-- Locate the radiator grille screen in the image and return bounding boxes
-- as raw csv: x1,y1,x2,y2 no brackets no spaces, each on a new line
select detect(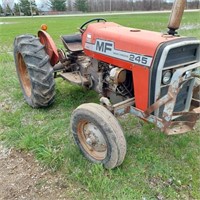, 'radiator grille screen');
159,79,193,117
164,44,198,68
